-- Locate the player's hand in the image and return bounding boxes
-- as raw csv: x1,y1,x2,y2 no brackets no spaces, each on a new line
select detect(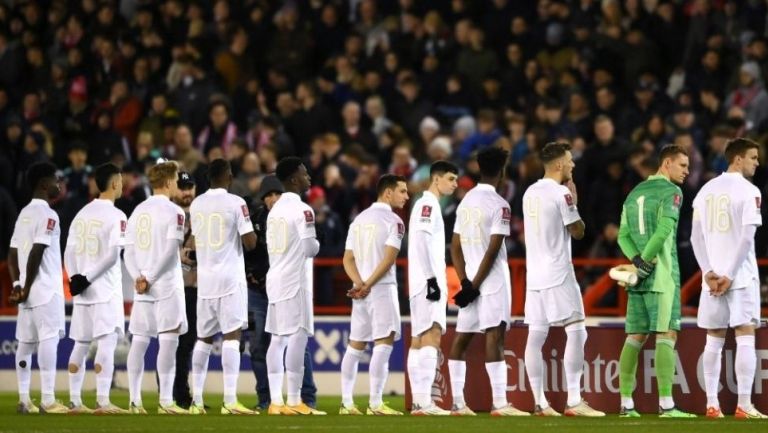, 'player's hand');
715,275,733,296
135,276,149,294
631,255,655,279
8,283,26,305
704,271,720,294
69,274,91,297
181,248,196,265
425,277,440,301
453,279,480,308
